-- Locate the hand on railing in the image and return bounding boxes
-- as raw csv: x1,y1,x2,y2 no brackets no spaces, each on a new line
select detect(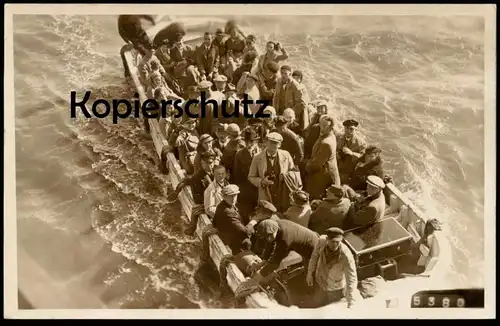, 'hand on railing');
383,175,393,184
